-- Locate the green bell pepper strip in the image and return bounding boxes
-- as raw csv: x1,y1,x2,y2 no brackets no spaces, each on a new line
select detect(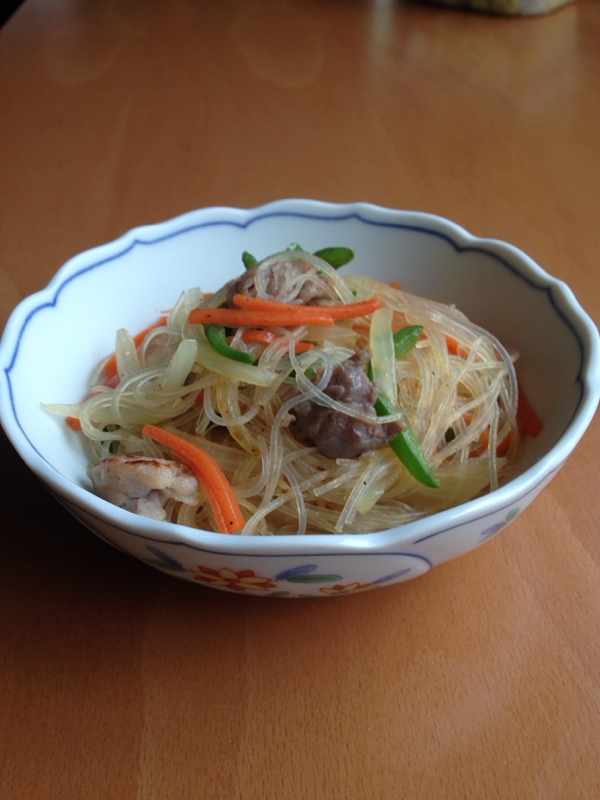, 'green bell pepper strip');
393,325,423,358
367,361,439,489
374,394,440,489
287,243,355,269
313,247,355,269
205,324,256,365
242,251,258,270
